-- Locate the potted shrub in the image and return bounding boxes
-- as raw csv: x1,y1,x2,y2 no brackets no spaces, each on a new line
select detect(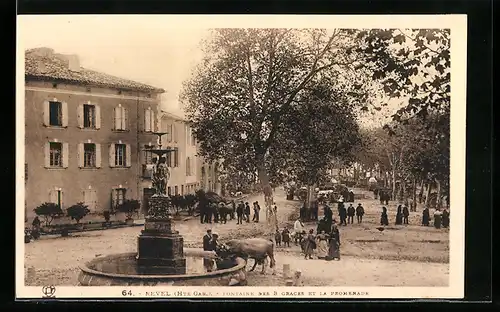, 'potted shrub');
116,199,140,225
66,202,90,230
33,202,64,231
103,210,111,227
